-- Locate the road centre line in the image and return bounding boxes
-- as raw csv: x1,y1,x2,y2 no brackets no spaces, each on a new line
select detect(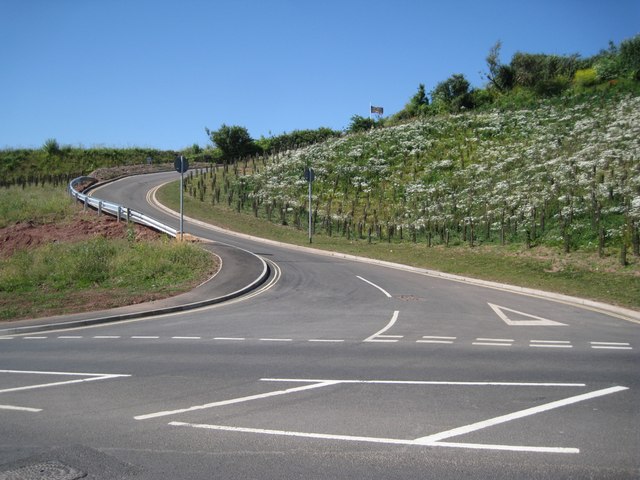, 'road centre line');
356,276,392,298
308,339,345,343
135,380,339,421
171,336,201,340
93,335,120,339
130,336,160,339
214,337,246,341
